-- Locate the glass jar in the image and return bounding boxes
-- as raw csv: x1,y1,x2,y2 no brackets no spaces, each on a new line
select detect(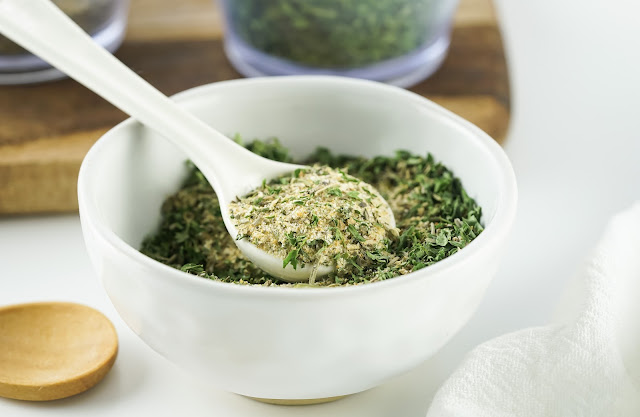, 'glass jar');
0,0,130,85
218,0,459,87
